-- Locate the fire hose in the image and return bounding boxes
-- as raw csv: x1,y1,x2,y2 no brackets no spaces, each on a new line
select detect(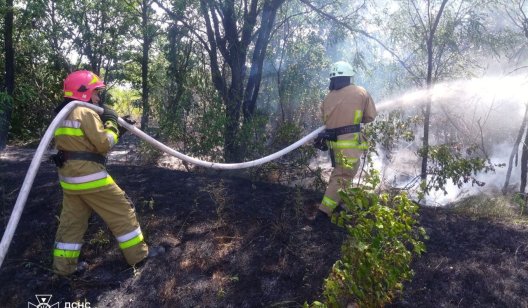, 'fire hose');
0,101,325,268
